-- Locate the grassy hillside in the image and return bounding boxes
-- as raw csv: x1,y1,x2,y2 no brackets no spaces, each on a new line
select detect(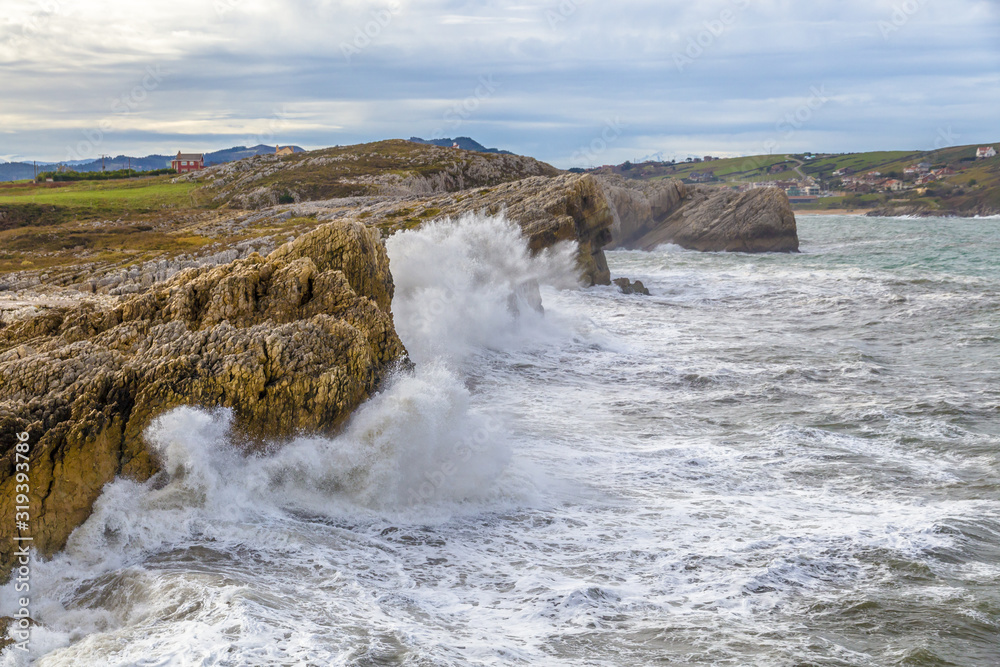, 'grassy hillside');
0,139,561,276
600,143,1000,214
0,179,199,214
